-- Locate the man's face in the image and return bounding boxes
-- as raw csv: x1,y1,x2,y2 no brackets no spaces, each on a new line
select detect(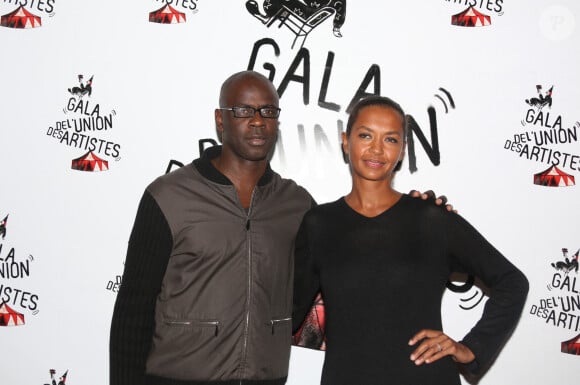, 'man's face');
215,75,279,163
